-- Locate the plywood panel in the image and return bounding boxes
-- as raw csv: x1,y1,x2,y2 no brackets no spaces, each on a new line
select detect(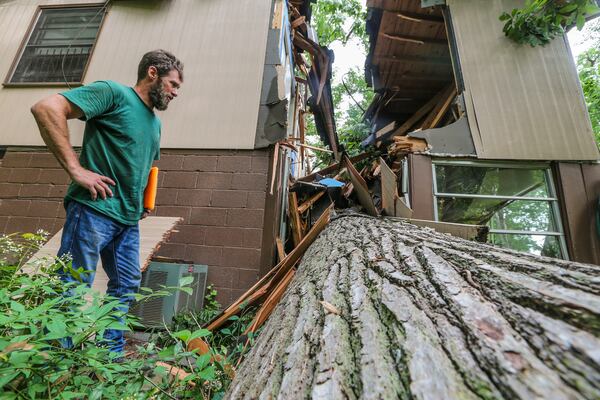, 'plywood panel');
447,0,599,161
0,0,272,149
26,216,181,294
